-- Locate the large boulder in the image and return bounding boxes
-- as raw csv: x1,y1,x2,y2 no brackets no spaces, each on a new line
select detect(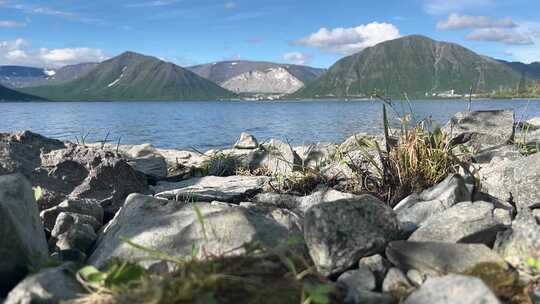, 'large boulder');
297,187,356,213
479,152,540,209
154,175,269,203
4,263,85,304
0,174,49,295
386,241,518,297
403,274,500,304
89,194,301,268
248,139,301,175
408,201,508,245
494,208,540,269
304,195,399,276
444,110,514,152
393,174,472,234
